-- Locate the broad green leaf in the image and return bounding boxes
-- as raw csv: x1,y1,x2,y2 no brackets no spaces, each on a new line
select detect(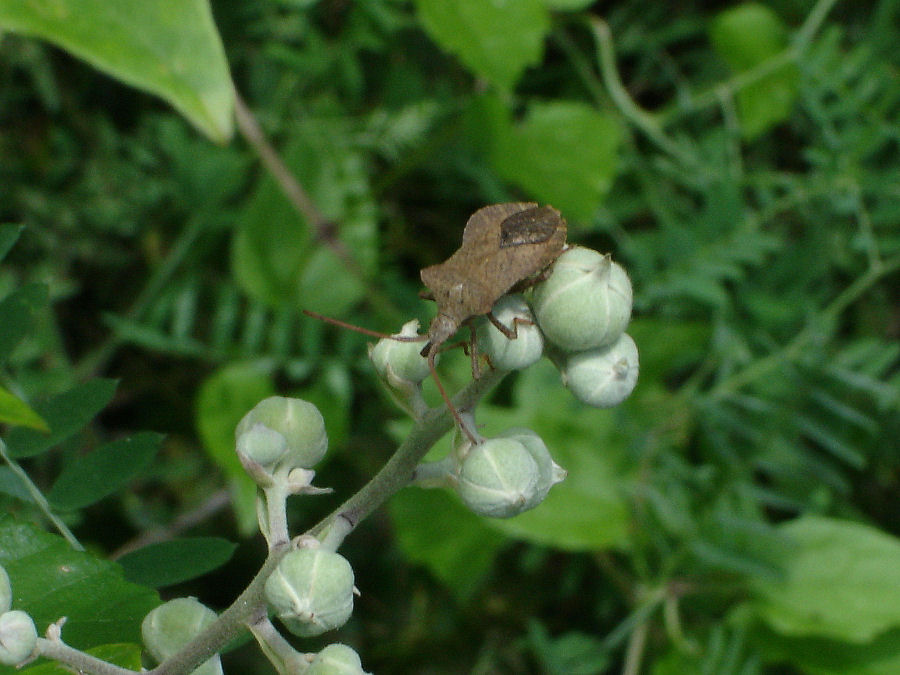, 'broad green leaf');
0,0,233,142
0,515,159,653
117,537,237,588
19,643,142,674
490,101,620,222
389,487,508,600
4,379,118,459
231,121,377,315
0,386,48,431
748,516,900,643
710,3,798,139
0,224,23,262
0,283,48,362
48,432,163,511
414,0,550,90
